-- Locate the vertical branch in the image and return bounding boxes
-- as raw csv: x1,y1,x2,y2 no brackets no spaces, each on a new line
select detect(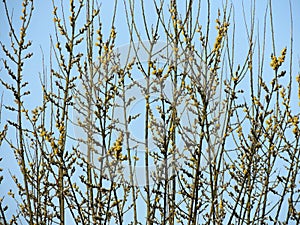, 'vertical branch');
51,0,87,223
1,0,35,224
85,0,95,222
